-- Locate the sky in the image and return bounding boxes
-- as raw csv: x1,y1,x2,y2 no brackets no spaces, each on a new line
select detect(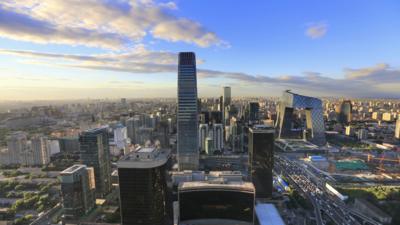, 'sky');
0,0,399,100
